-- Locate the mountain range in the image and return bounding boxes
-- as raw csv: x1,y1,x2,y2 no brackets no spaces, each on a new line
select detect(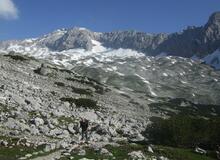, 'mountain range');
0,12,220,69
0,11,219,160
